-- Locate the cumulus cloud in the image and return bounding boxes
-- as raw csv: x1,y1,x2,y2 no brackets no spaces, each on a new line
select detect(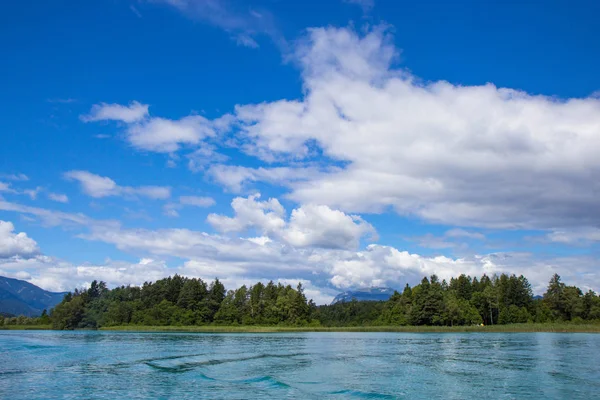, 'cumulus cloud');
0,220,39,258
127,115,216,153
207,193,376,250
82,222,600,295
207,193,286,234
65,170,171,200
283,204,376,249
222,26,600,232
8,26,600,298
1,201,599,299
